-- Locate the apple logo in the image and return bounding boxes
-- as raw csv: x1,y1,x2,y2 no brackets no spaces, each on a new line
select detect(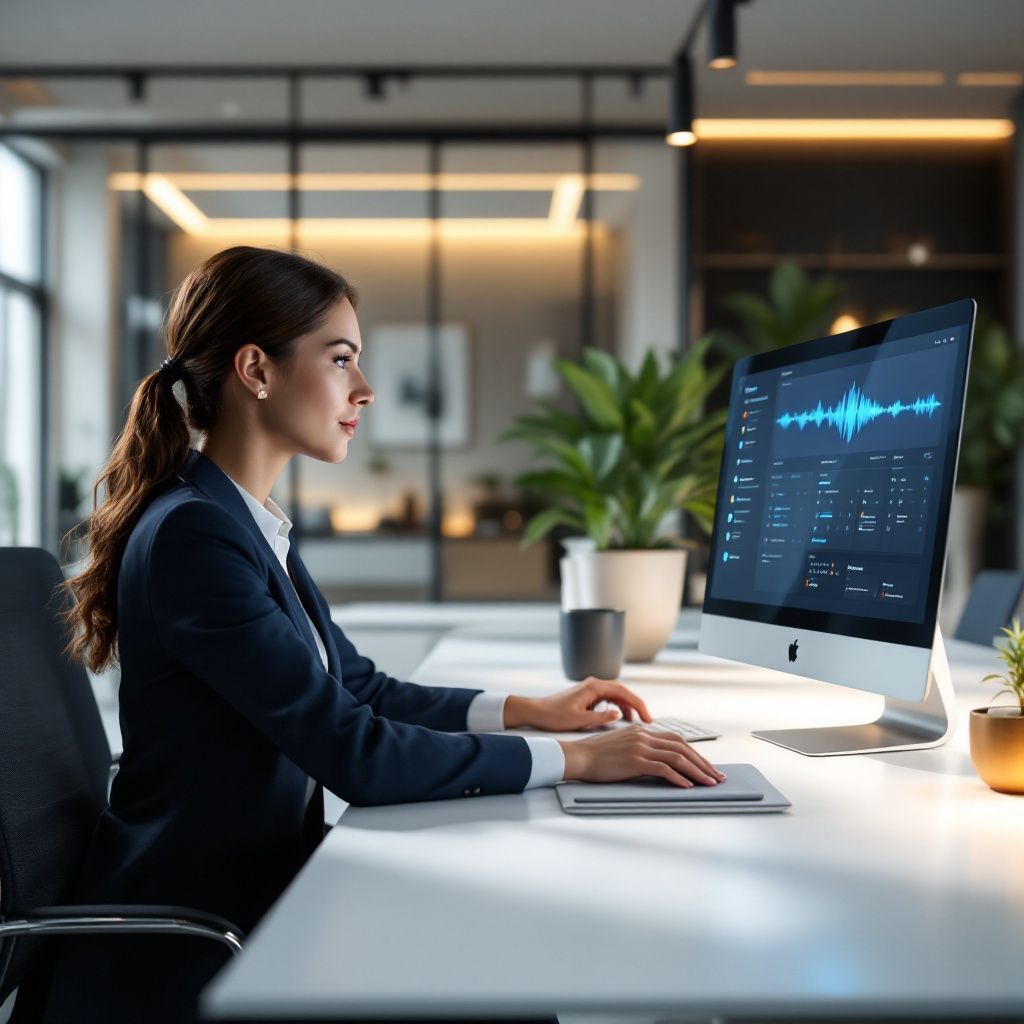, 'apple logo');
788,639,799,662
